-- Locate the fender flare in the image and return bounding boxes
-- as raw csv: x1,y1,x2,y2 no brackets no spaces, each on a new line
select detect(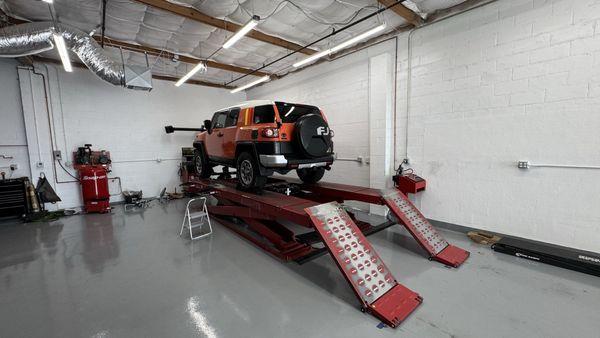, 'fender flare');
235,142,273,177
